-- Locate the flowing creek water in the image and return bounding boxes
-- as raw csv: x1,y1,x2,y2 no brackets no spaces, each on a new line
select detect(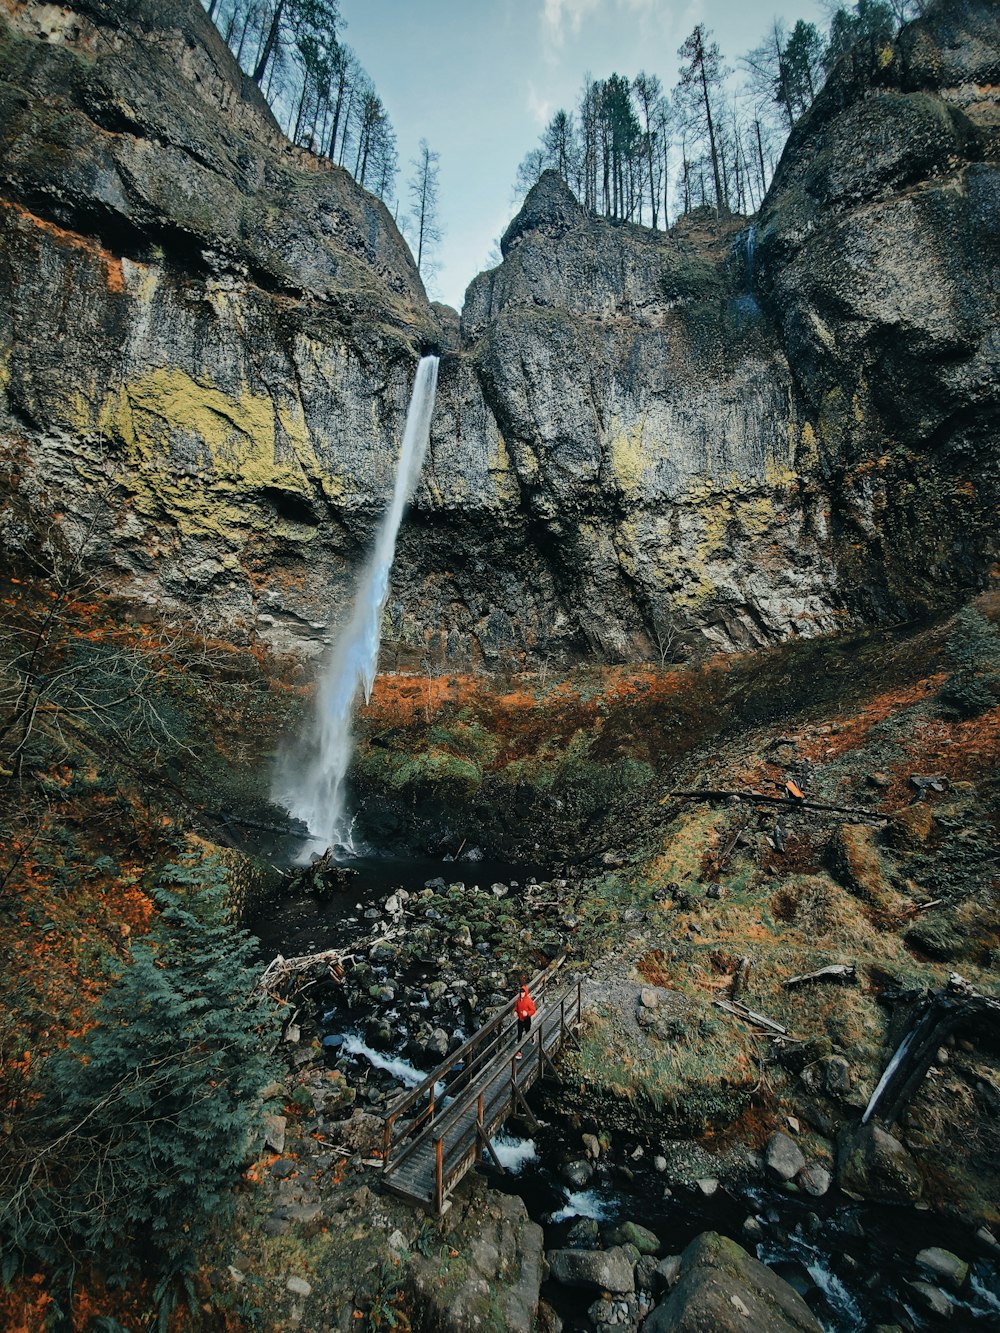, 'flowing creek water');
250,856,1000,1333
